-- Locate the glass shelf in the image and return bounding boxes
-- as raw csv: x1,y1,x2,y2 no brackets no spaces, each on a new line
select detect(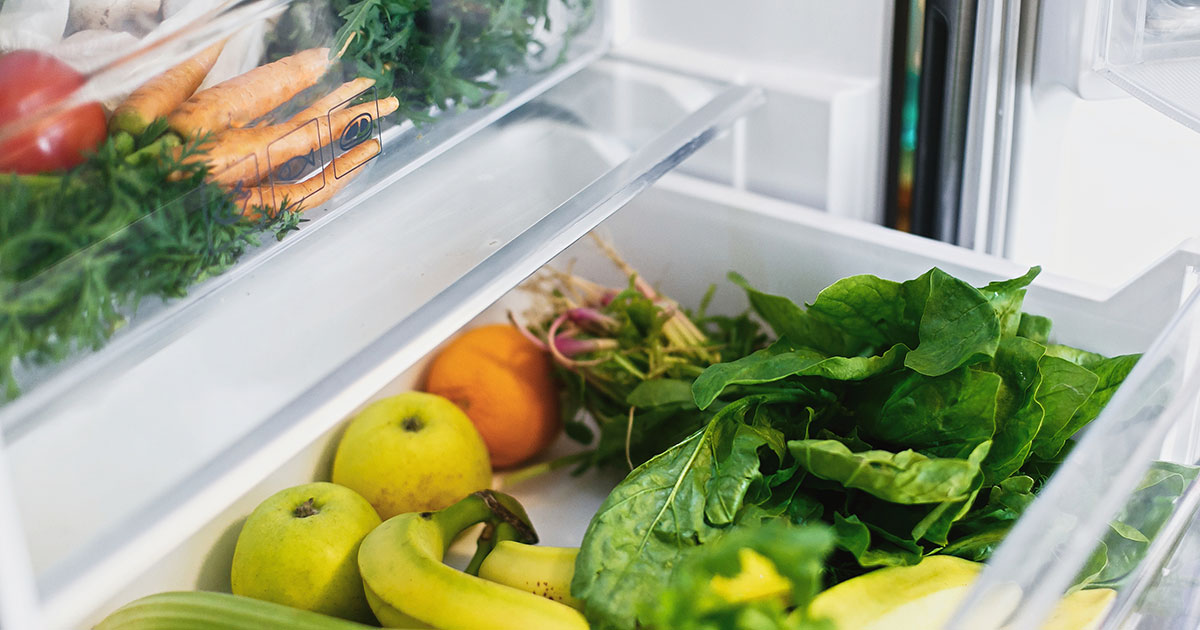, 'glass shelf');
0,57,762,624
